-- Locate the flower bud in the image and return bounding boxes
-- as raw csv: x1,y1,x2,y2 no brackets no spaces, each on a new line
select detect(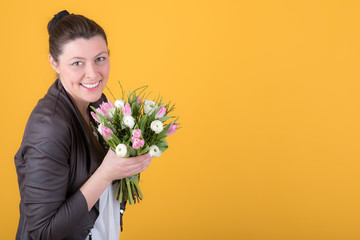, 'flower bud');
115,99,125,109
150,120,163,134
122,115,135,129
149,145,162,157
155,105,166,119
98,125,113,140
115,144,128,157
144,100,158,115
166,122,179,136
